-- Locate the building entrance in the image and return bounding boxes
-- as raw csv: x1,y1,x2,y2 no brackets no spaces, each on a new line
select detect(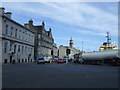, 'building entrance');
4,59,7,64
10,56,12,63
